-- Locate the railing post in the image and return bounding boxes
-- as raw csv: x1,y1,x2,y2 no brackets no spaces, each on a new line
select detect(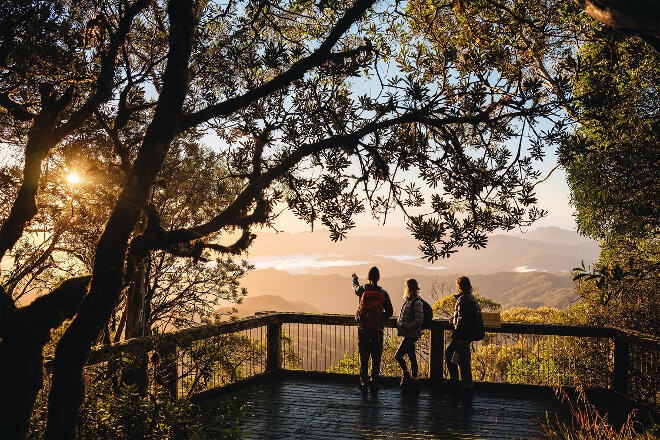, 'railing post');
266,322,282,371
159,338,179,398
429,323,444,385
613,333,630,395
